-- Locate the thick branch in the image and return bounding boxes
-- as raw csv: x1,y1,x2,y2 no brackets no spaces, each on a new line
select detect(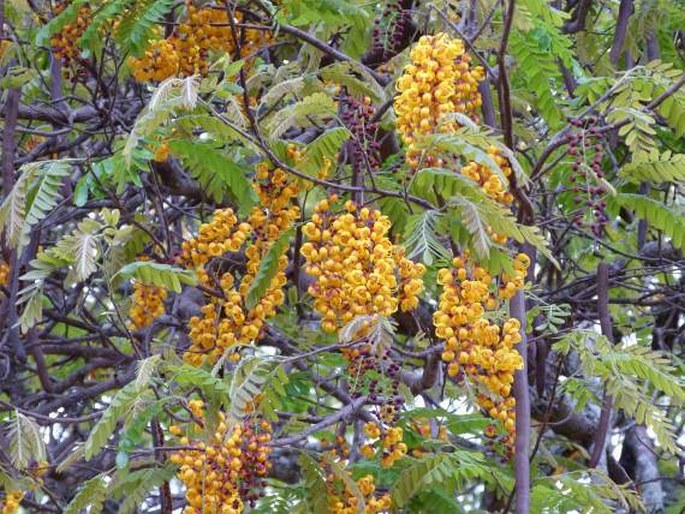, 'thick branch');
621,426,664,513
